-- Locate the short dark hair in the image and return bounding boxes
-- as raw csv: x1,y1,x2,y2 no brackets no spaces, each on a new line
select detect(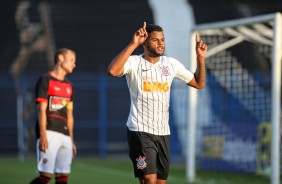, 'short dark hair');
54,48,75,64
146,24,163,34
